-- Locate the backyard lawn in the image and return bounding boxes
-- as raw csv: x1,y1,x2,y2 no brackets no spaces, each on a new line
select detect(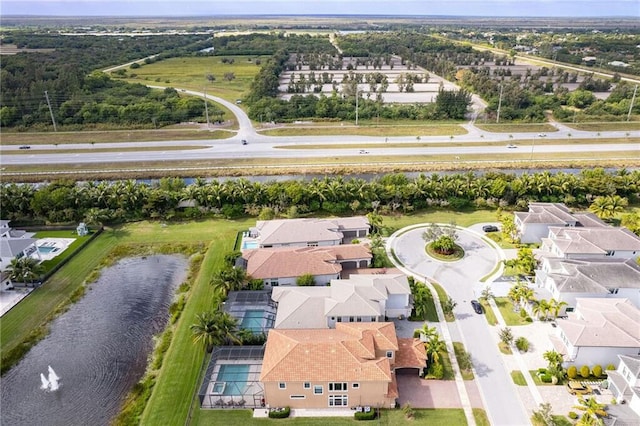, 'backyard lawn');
192,408,469,425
